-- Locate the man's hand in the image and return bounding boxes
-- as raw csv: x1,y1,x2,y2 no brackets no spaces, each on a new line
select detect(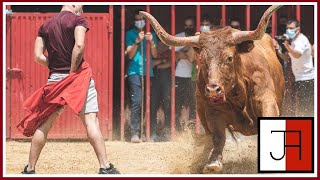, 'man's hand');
283,40,290,50
136,31,145,44
272,39,280,50
145,32,153,42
